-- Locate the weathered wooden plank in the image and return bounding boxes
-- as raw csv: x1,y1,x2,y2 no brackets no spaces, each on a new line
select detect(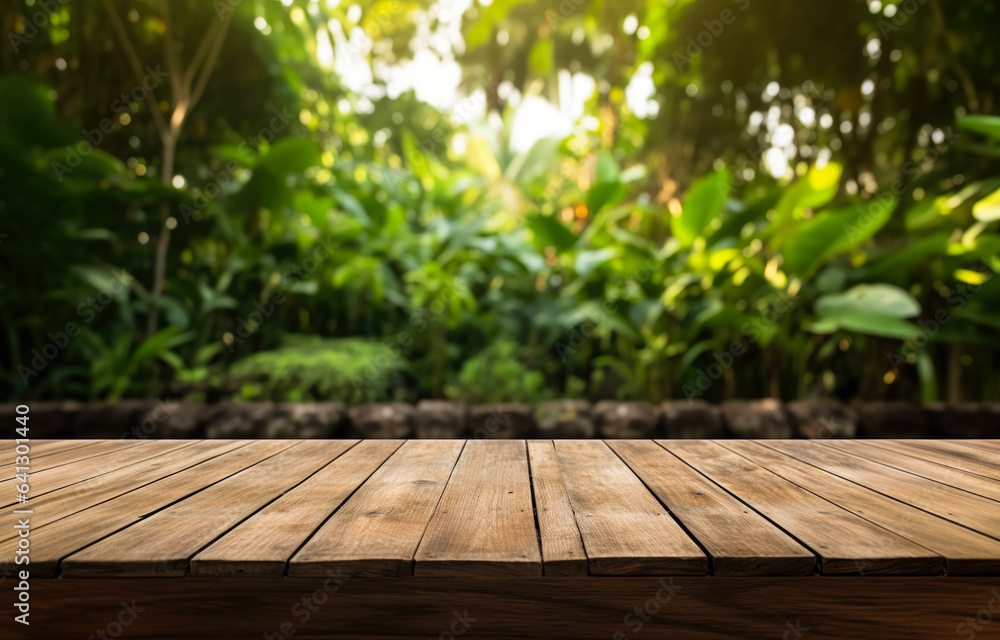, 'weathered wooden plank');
0,440,276,542
526,440,587,576
414,440,541,577
554,440,707,576
900,440,1000,470
864,440,1000,482
7,437,999,589
769,440,1000,538
725,440,1000,575
1,439,115,469
8,438,92,456
0,440,287,577
608,439,815,576
290,440,464,577
60,441,354,577
0,440,194,503
1,440,143,477
950,440,1000,453
192,440,399,576
659,440,941,575
824,440,1000,502
928,440,1000,466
